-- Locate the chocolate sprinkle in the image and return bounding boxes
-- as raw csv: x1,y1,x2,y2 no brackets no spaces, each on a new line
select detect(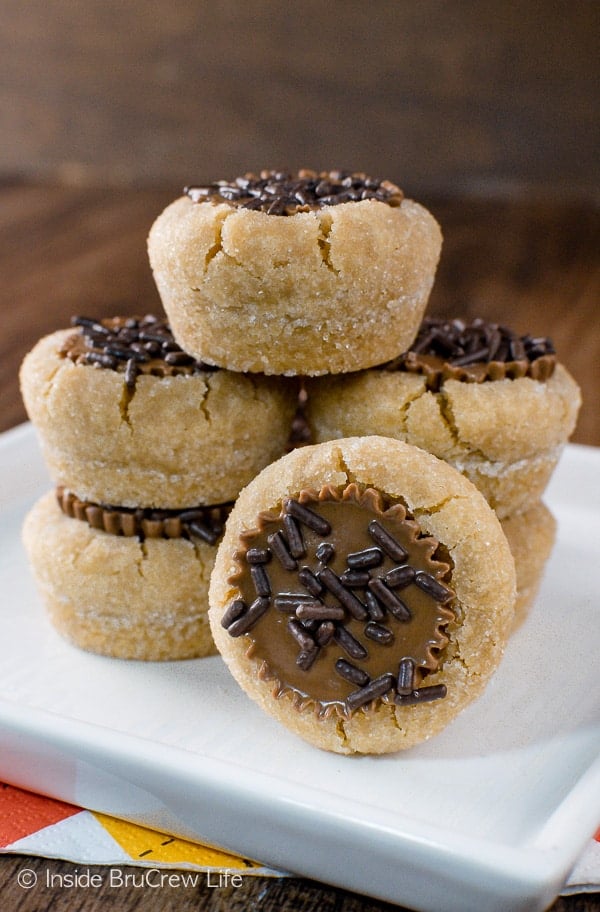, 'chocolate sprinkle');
397,658,416,695
295,602,345,622
185,170,403,216
368,521,409,562
395,684,448,706
385,564,416,589
365,589,386,621
284,498,332,536
315,542,335,563
339,569,371,588
335,659,370,687
364,622,394,645
316,622,335,646
227,597,270,637
367,578,411,621
267,531,297,570
318,567,369,620
124,358,138,390
298,566,324,596
287,618,317,652
188,520,221,545
221,599,246,630
250,564,271,598
346,673,396,714
347,547,384,570
246,548,271,565
274,593,314,612
297,648,319,671
414,572,453,602
283,514,305,559
334,625,369,660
